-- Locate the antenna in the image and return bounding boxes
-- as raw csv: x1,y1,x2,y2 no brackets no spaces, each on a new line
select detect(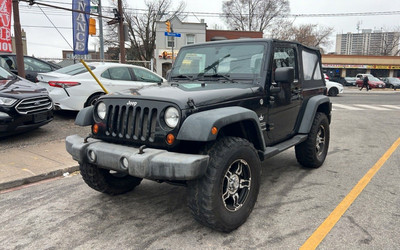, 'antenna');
356,20,362,33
